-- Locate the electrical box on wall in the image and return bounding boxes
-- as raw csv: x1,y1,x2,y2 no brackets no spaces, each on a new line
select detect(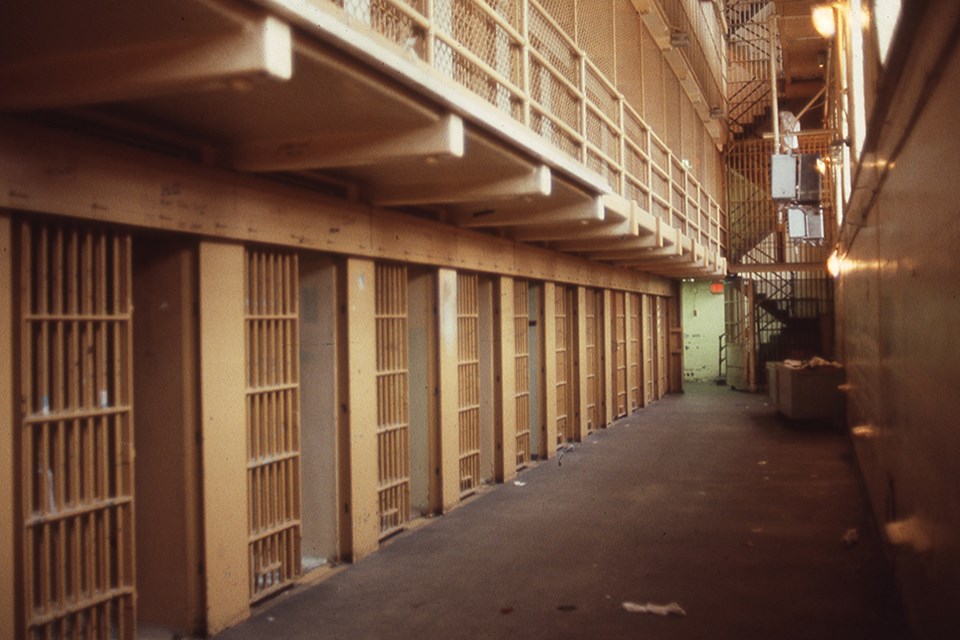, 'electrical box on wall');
786,205,825,241
771,154,796,200
797,154,821,203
